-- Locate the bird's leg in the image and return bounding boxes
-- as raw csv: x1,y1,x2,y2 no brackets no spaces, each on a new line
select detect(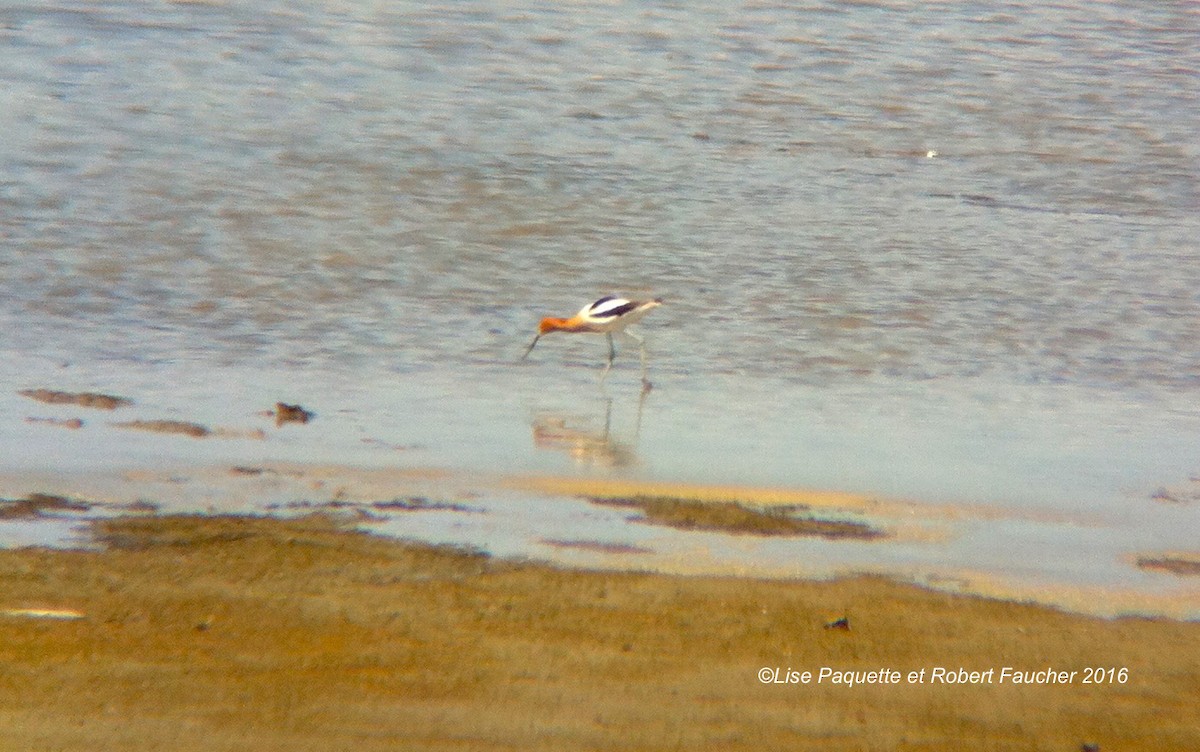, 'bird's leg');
600,332,616,383
624,330,652,391
521,334,541,361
